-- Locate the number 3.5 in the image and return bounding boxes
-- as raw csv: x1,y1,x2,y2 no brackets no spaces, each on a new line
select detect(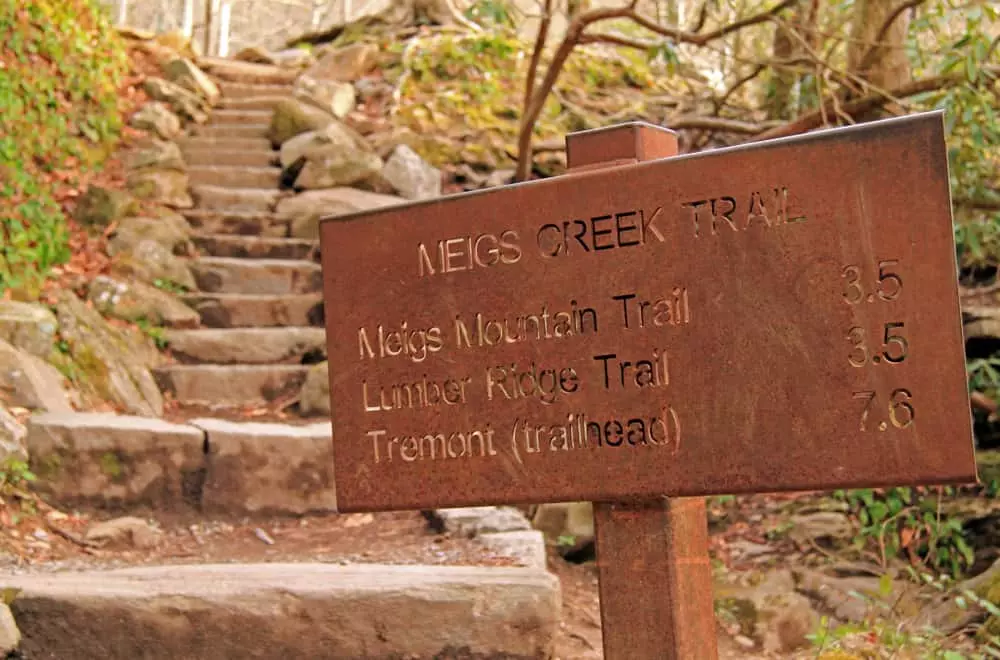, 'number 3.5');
843,260,903,304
